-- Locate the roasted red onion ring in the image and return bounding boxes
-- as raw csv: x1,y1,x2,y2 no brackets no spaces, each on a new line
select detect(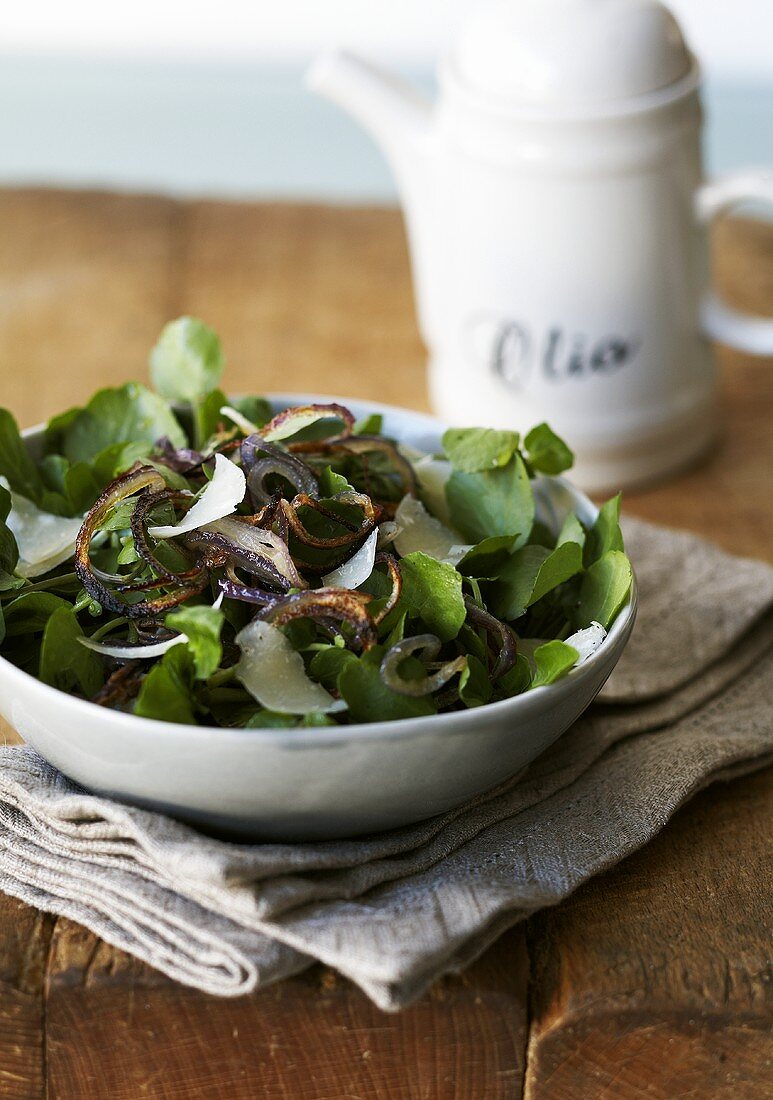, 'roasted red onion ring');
75,466,207,617
240,437,319,506
380,634,467,697
464,596,518,680
258,587,377,650
258,402,355,443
